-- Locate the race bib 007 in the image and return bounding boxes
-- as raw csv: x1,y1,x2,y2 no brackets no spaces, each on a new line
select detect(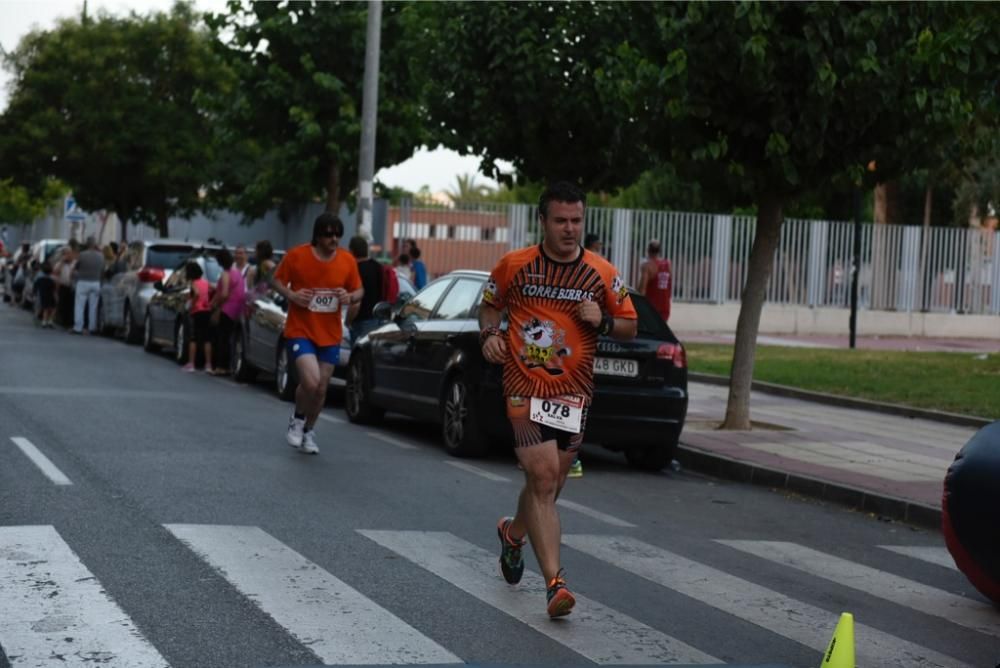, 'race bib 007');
308,289,340,313
529,394,585,434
